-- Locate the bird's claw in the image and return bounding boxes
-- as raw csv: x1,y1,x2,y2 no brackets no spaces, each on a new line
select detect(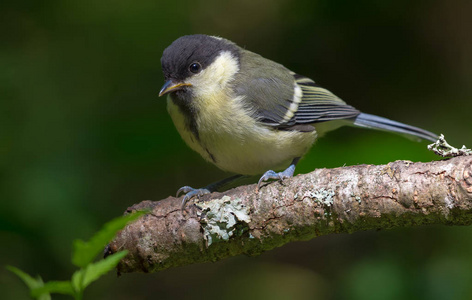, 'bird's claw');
176,186,211,208
256,170,291,192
